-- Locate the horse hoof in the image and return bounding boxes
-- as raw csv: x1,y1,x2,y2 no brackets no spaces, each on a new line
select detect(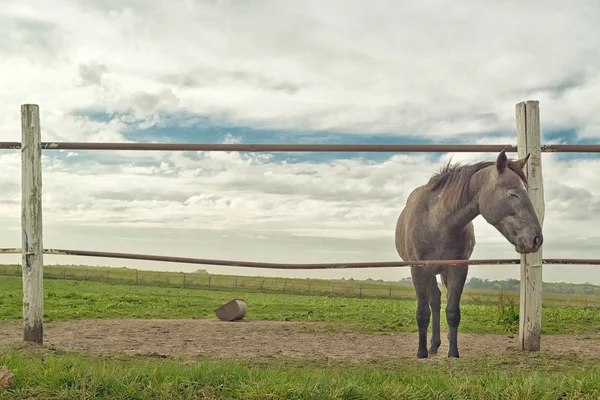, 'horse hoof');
417,350,428,359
